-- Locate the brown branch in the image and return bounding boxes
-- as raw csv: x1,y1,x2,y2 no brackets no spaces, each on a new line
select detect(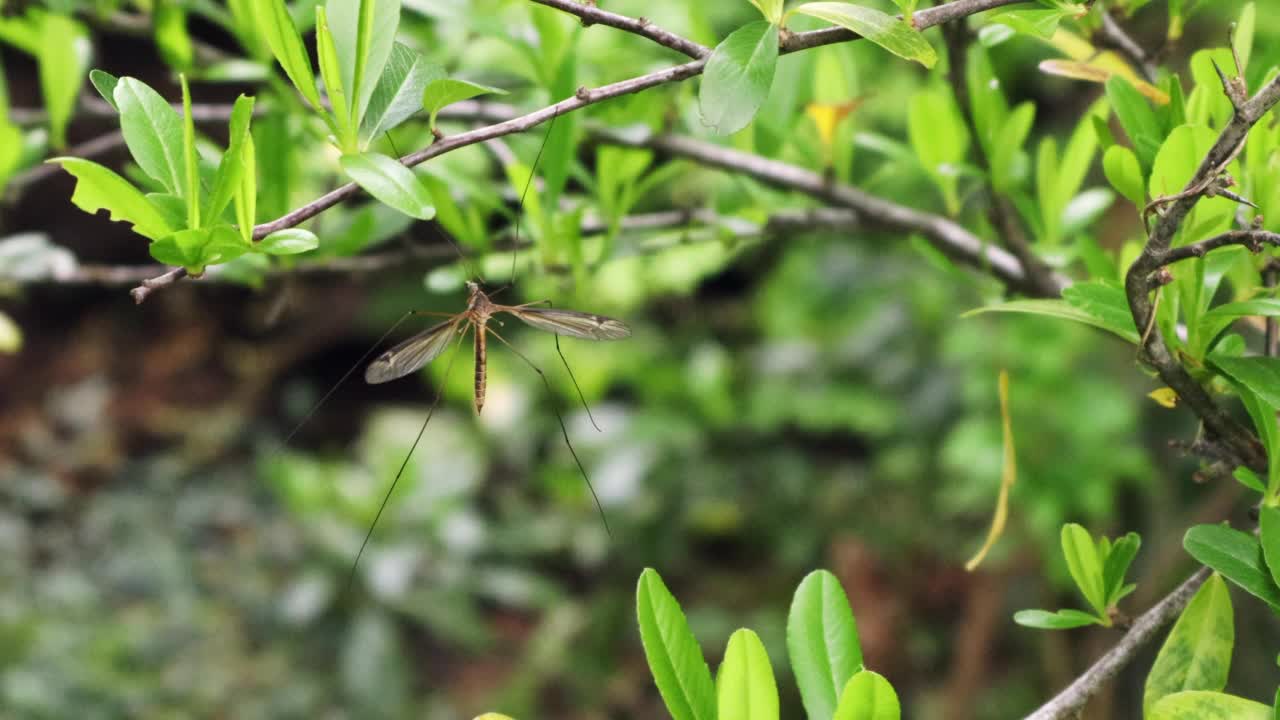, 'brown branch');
126,0,1028,299
1096,10,1158,82
1155,228,1280,266
1023,568,1211,720
530,0,710,59
1125,71,1280,473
